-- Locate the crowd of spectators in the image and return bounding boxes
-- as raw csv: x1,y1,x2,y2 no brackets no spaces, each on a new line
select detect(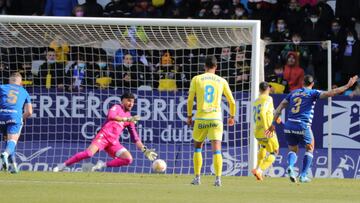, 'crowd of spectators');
0,46,251,92
0,0,360,95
